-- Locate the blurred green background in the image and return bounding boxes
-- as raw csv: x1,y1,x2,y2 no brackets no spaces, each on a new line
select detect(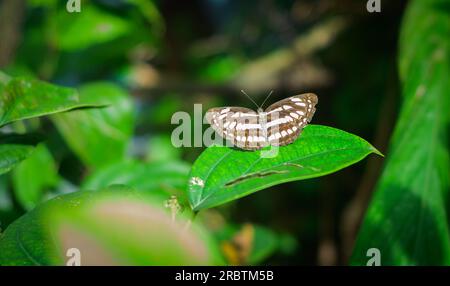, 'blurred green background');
2,0,447,266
